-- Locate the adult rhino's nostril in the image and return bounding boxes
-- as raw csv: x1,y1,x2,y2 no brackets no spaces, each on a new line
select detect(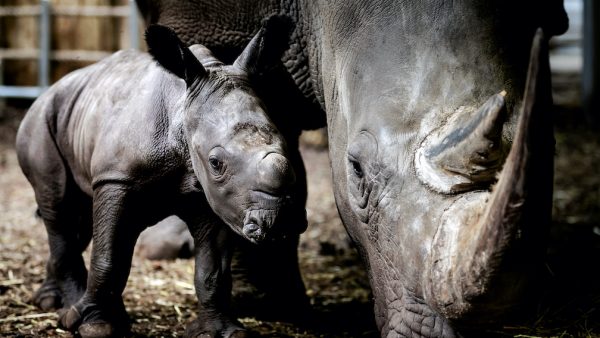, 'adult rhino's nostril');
257,153,296,193
243,223,264,241
243,222,259,233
